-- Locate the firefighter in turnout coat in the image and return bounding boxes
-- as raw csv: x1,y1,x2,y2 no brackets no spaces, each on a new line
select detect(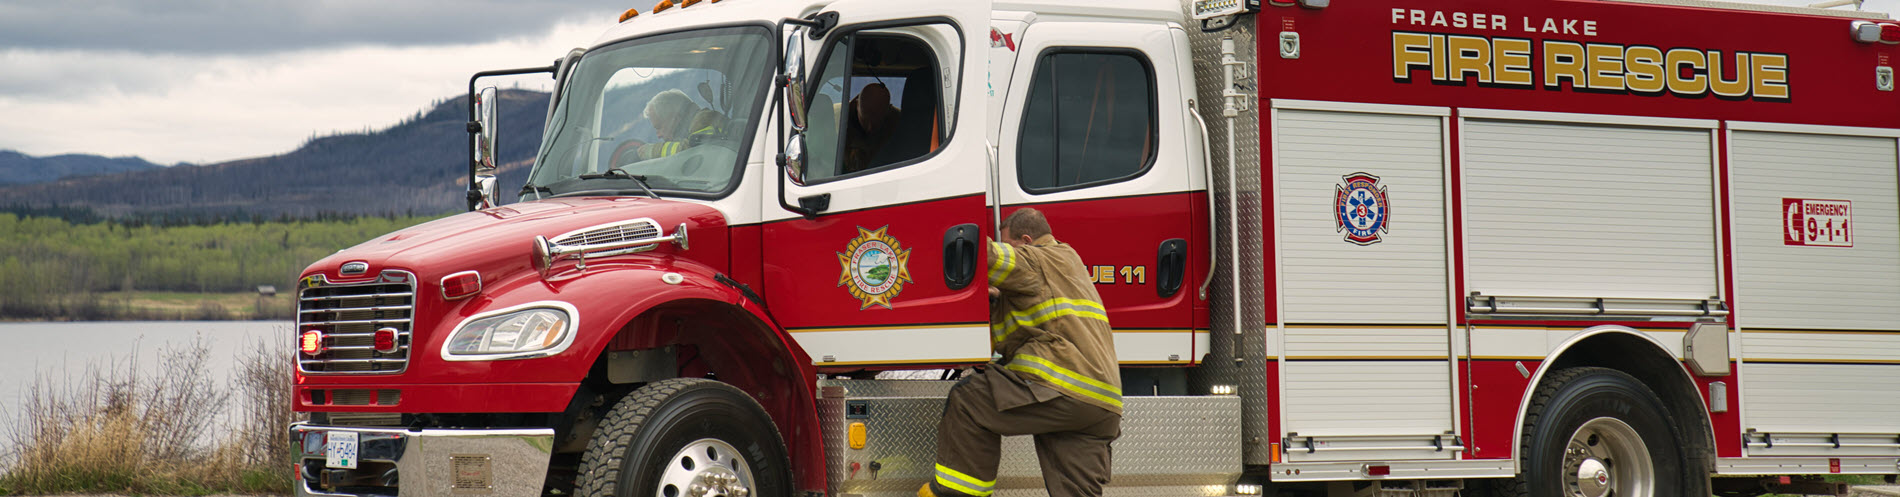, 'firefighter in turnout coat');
922,208,1122,497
